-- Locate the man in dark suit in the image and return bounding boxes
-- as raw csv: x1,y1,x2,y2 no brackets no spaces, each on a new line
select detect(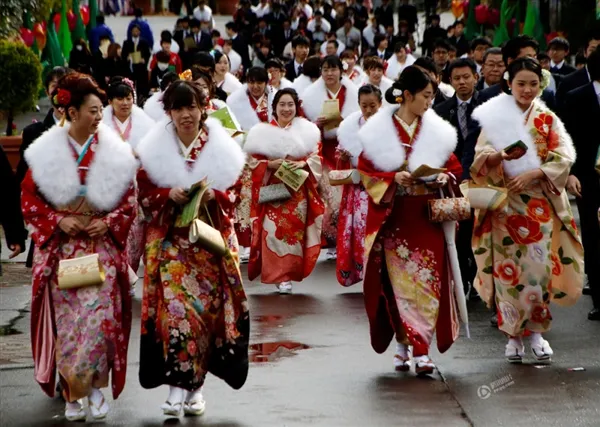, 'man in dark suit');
173,17,192,49
365,34,392,60
122,24,152,103
285,35,310,81
448,20,470,58
563,48,600,320
435,58,482,295
432,39,452,84
414,56,449,106
475,47,505,91
547,37,577,76
421,14,446,57
397,0,418,33
374,0,394,30
181,18,213,69
225,21,252,73
271,18,294,58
